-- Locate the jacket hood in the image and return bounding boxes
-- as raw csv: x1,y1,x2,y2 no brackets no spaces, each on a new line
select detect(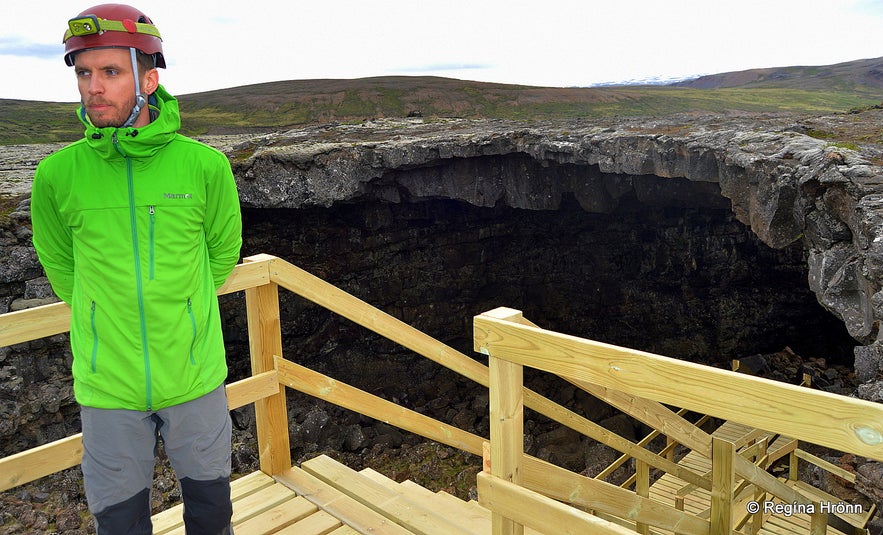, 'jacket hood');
79,84,181,159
